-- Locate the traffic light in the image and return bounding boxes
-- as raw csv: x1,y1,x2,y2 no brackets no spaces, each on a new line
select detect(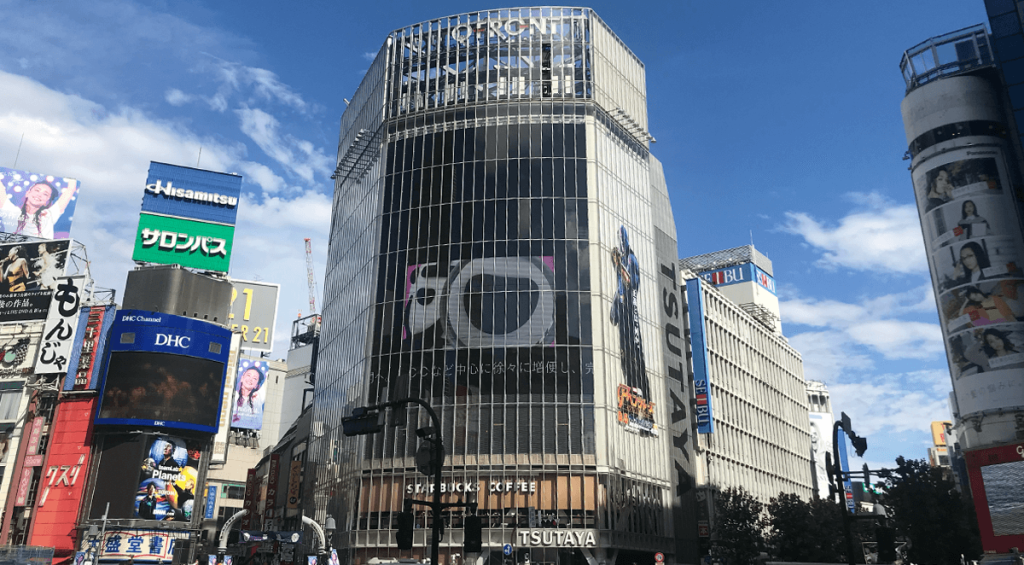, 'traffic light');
825,452,838,502
875,525,897,563
396,511,414,550
464,514,482,553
